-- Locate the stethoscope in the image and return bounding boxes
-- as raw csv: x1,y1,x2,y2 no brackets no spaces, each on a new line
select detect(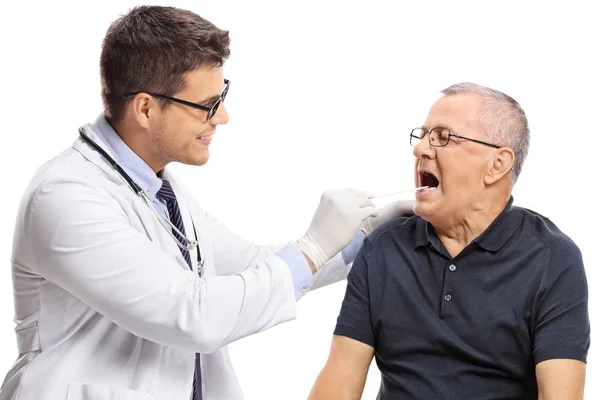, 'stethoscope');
78,127,204,271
